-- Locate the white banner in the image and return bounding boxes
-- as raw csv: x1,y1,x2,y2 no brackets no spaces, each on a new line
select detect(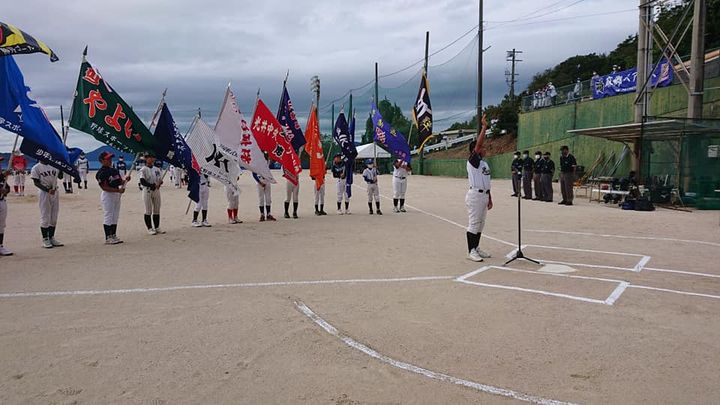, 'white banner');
186,117,240,195
215,86,275,183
